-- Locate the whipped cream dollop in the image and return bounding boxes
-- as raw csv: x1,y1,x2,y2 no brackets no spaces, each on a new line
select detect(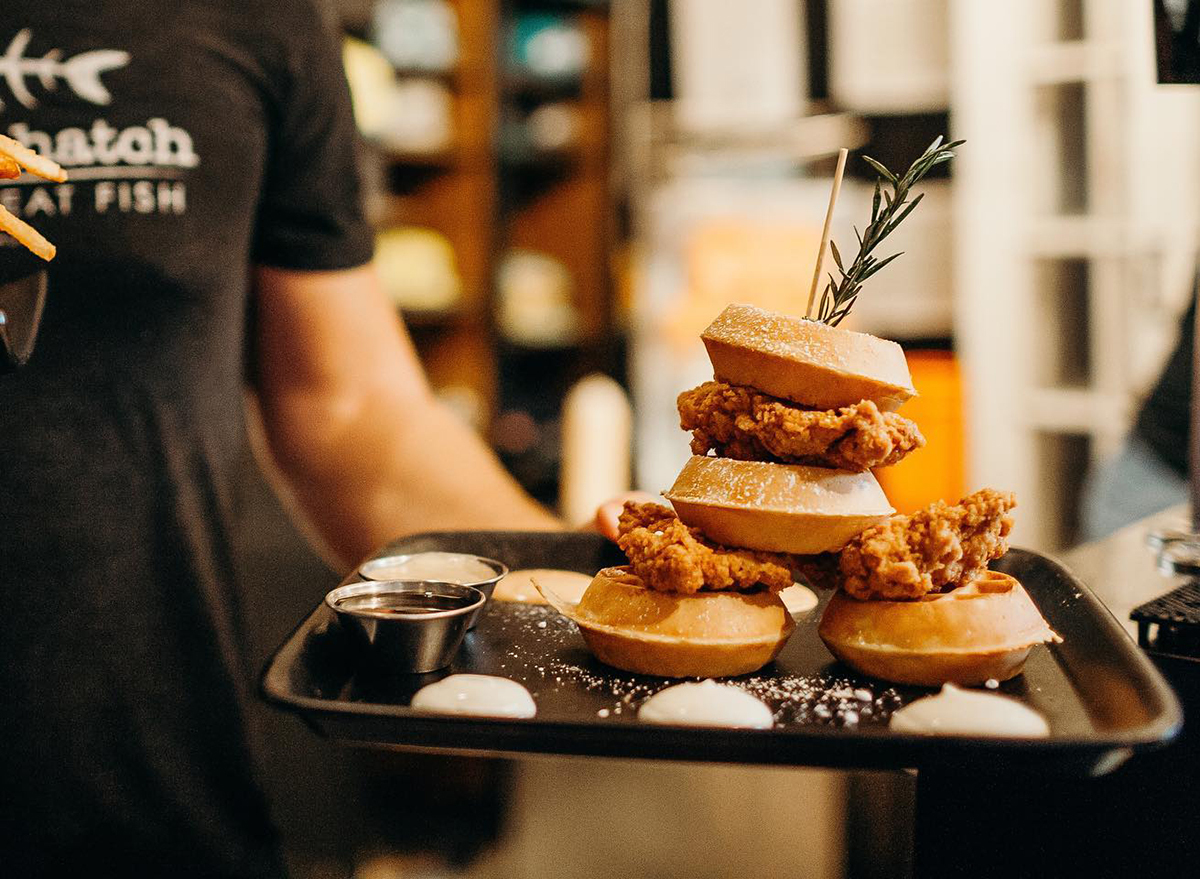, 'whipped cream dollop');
778,583,818,616
889,684,1049,737
411,674,537,718
638,680,774,729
